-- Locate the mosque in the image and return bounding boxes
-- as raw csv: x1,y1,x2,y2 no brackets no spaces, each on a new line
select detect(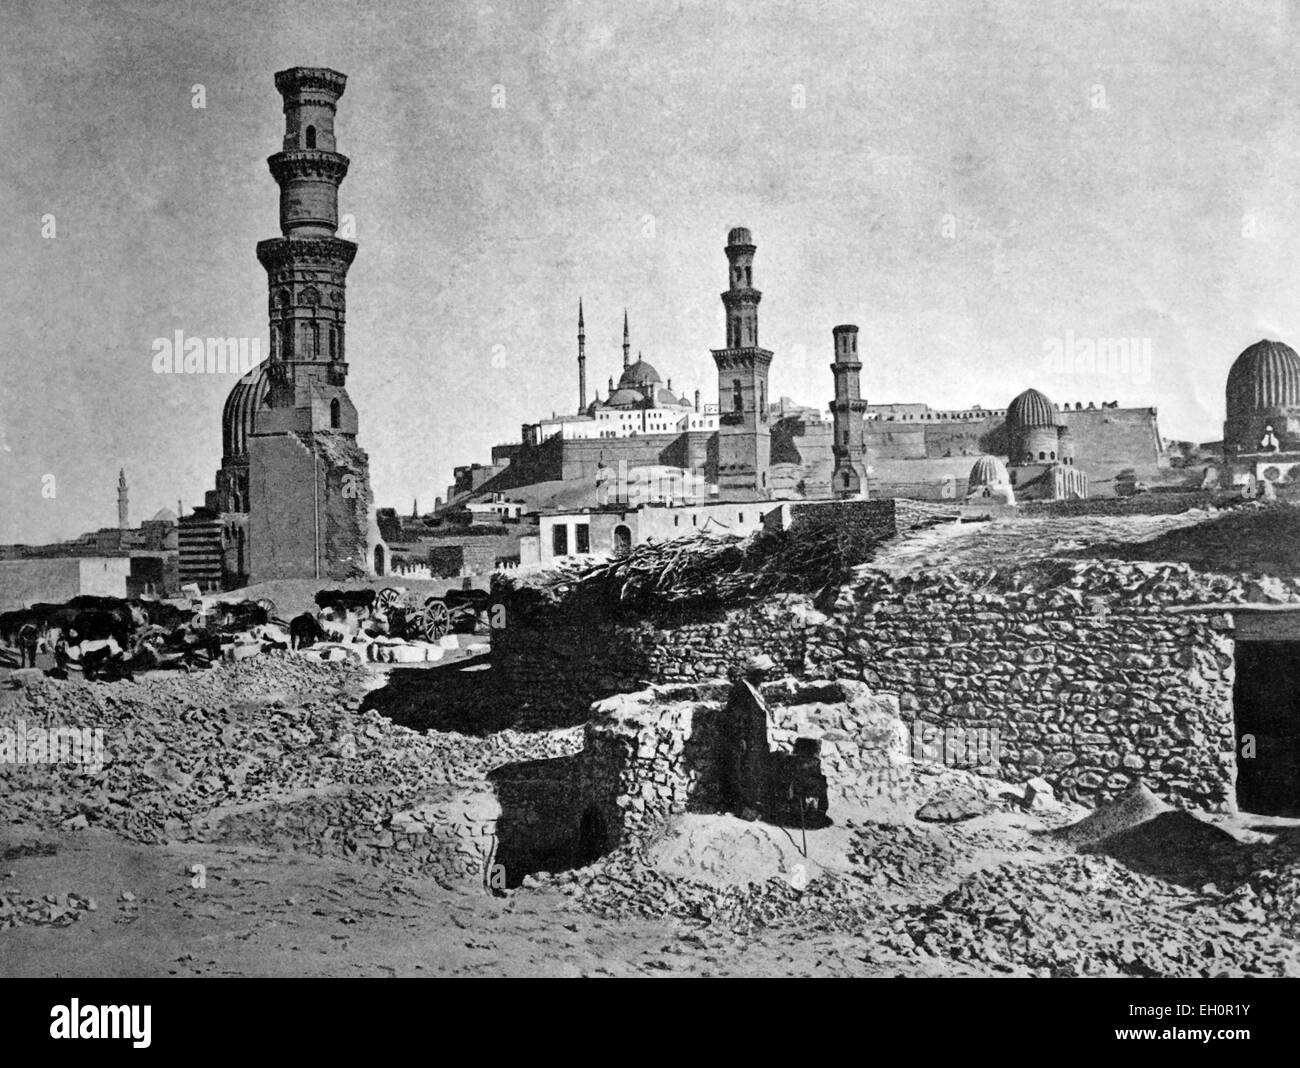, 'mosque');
181,68,386,590
1219,338,1300,494
170,67,1298,587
